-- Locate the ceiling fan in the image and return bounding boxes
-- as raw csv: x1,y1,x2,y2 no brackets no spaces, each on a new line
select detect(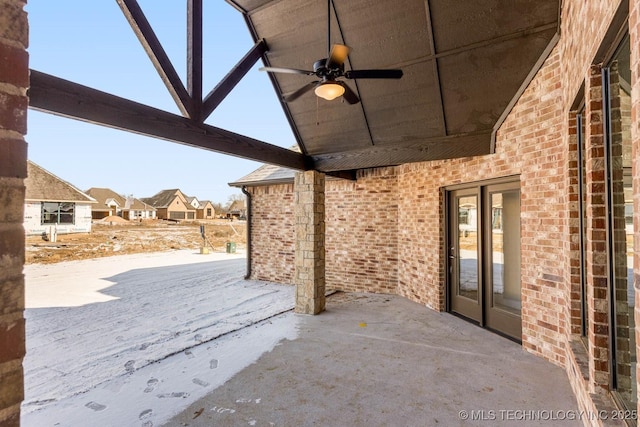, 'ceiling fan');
259,1,403,105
